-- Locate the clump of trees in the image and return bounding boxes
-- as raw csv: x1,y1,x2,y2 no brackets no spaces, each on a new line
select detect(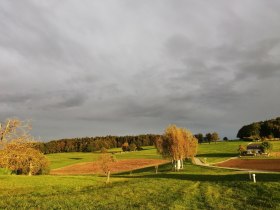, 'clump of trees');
205,132,219,144
155,125,198,171
195,132,220,144
0,119,50,175
237,117,280,140
121,142,139,152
